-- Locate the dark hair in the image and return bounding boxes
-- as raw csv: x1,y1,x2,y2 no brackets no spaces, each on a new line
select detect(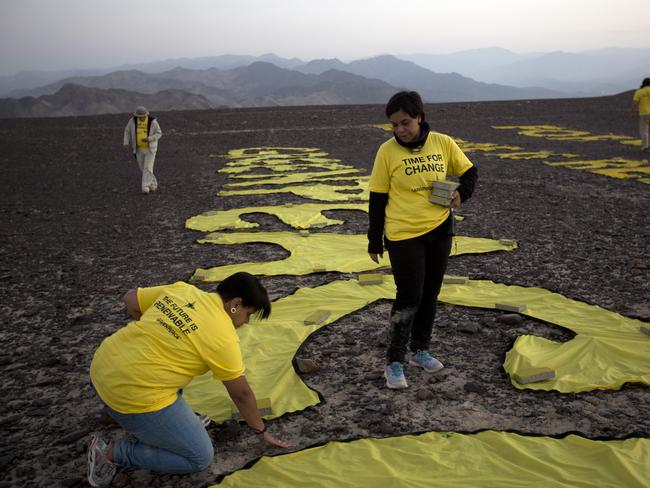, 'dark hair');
642,78,650,88
217,272,271,319
385,91,425,122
